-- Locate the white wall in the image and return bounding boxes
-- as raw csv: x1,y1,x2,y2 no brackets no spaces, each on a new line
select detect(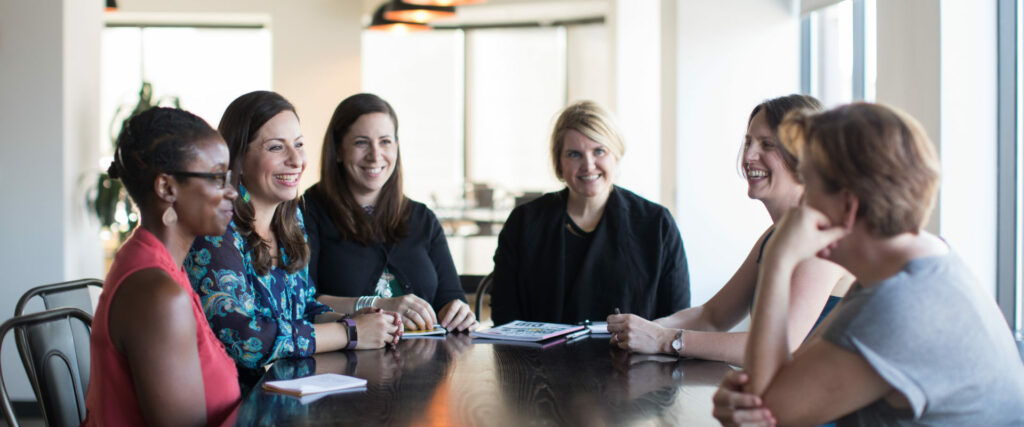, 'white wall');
119,0,365,192
0,0,103,401
674,0,801,307
938,1,998,295
610,0,663,203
